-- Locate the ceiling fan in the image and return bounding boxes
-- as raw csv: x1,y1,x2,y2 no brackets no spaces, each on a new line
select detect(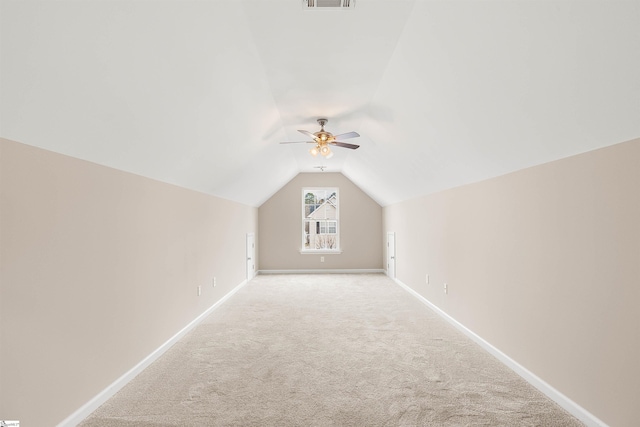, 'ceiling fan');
280,118,360,158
